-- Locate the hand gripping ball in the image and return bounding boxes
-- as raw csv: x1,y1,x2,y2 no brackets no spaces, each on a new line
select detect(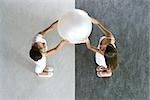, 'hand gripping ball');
57,9,92,44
